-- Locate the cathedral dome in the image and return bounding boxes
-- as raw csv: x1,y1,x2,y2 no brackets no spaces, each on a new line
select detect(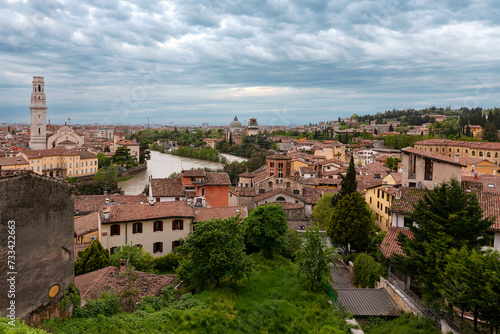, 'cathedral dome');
229,116,242,128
